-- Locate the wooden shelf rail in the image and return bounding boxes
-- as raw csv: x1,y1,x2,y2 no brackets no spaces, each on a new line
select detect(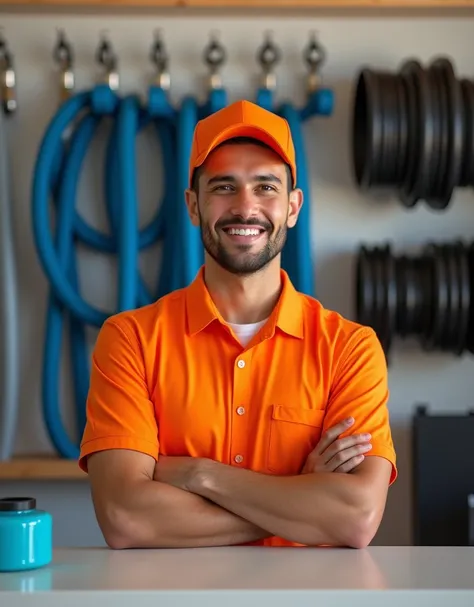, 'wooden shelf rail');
0,0,473,8
0,456,87,481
